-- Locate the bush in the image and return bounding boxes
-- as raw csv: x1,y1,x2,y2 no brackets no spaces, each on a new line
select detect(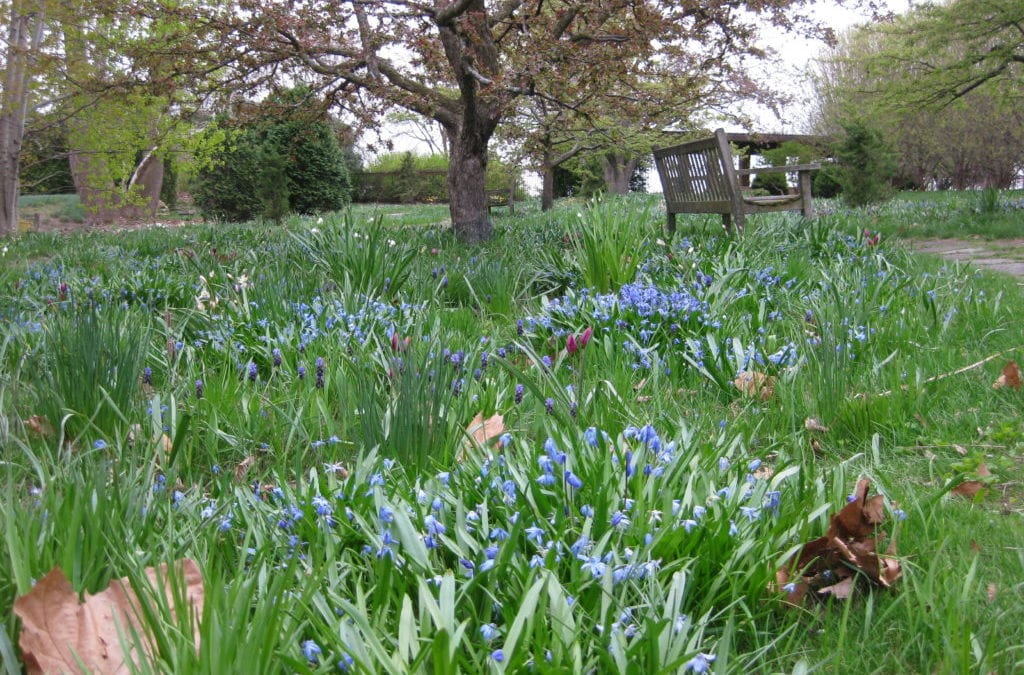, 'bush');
812,164,843,198
193,88,351,222
836,120,896,207
751,172,789,196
